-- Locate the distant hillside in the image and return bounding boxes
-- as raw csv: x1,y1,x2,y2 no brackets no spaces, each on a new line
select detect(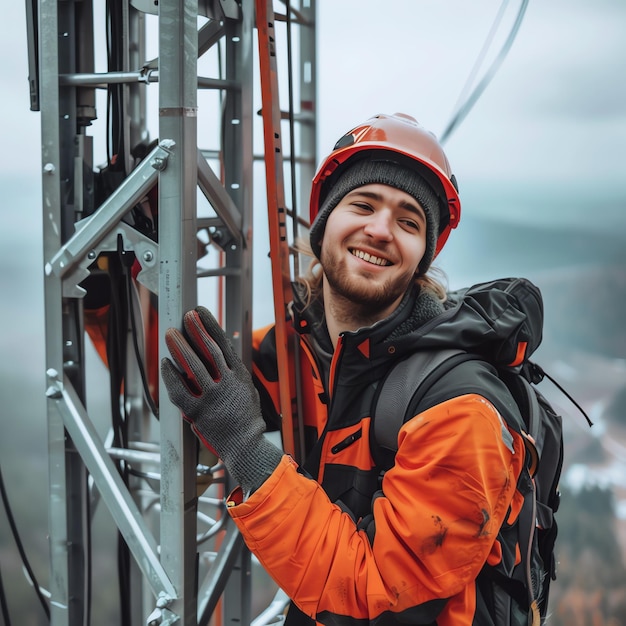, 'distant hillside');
439,214,626,279
438,215,626,360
